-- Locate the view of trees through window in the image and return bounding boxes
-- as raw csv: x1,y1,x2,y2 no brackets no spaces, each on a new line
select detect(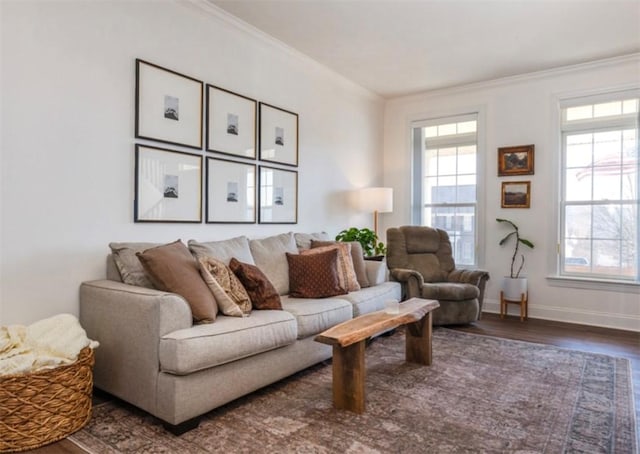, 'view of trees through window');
561,94,639,281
